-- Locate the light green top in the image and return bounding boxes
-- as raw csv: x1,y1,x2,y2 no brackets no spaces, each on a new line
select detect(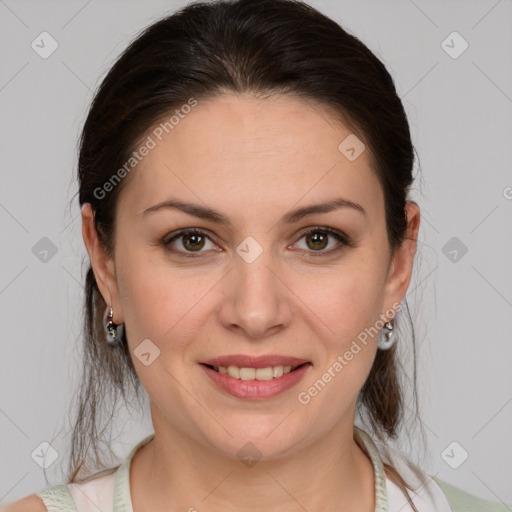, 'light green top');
35,427,511,511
